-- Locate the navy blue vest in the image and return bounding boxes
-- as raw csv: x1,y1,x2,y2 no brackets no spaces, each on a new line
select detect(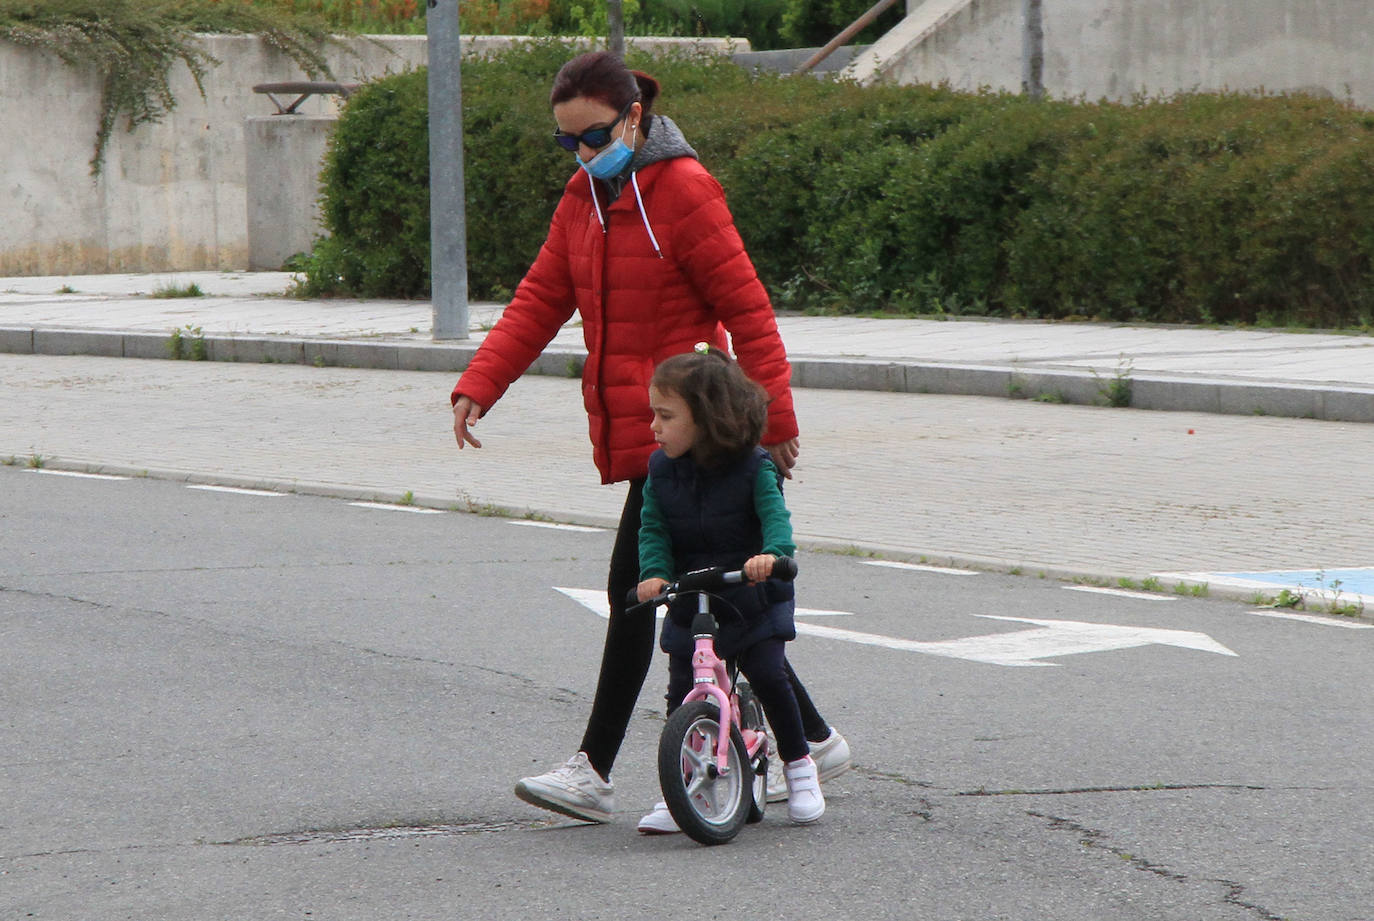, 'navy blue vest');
649,447,796,658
